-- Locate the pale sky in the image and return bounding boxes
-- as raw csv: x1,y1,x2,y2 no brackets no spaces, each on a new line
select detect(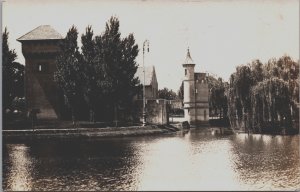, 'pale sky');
3,0,299,91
